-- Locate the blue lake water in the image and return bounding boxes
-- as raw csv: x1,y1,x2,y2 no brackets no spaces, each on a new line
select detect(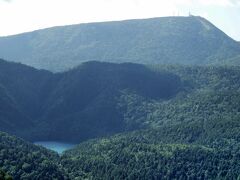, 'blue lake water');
34,141,76,154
